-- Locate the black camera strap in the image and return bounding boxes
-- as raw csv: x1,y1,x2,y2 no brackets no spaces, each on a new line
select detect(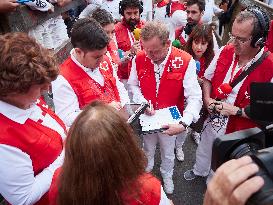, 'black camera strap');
230,51,270,88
